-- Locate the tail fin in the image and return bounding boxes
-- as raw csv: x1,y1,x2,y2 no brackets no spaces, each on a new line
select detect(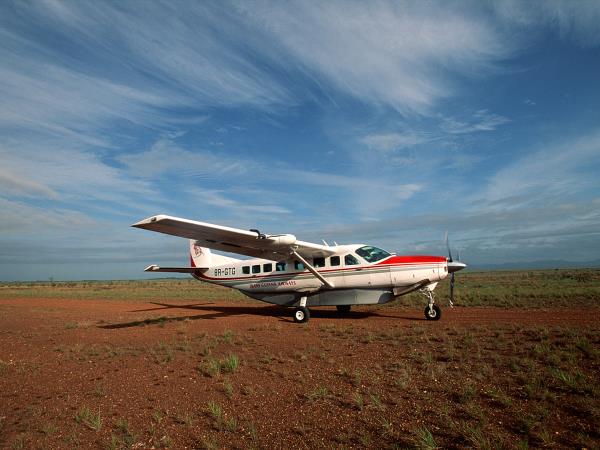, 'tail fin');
190,240,212,268
189,240,240,268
